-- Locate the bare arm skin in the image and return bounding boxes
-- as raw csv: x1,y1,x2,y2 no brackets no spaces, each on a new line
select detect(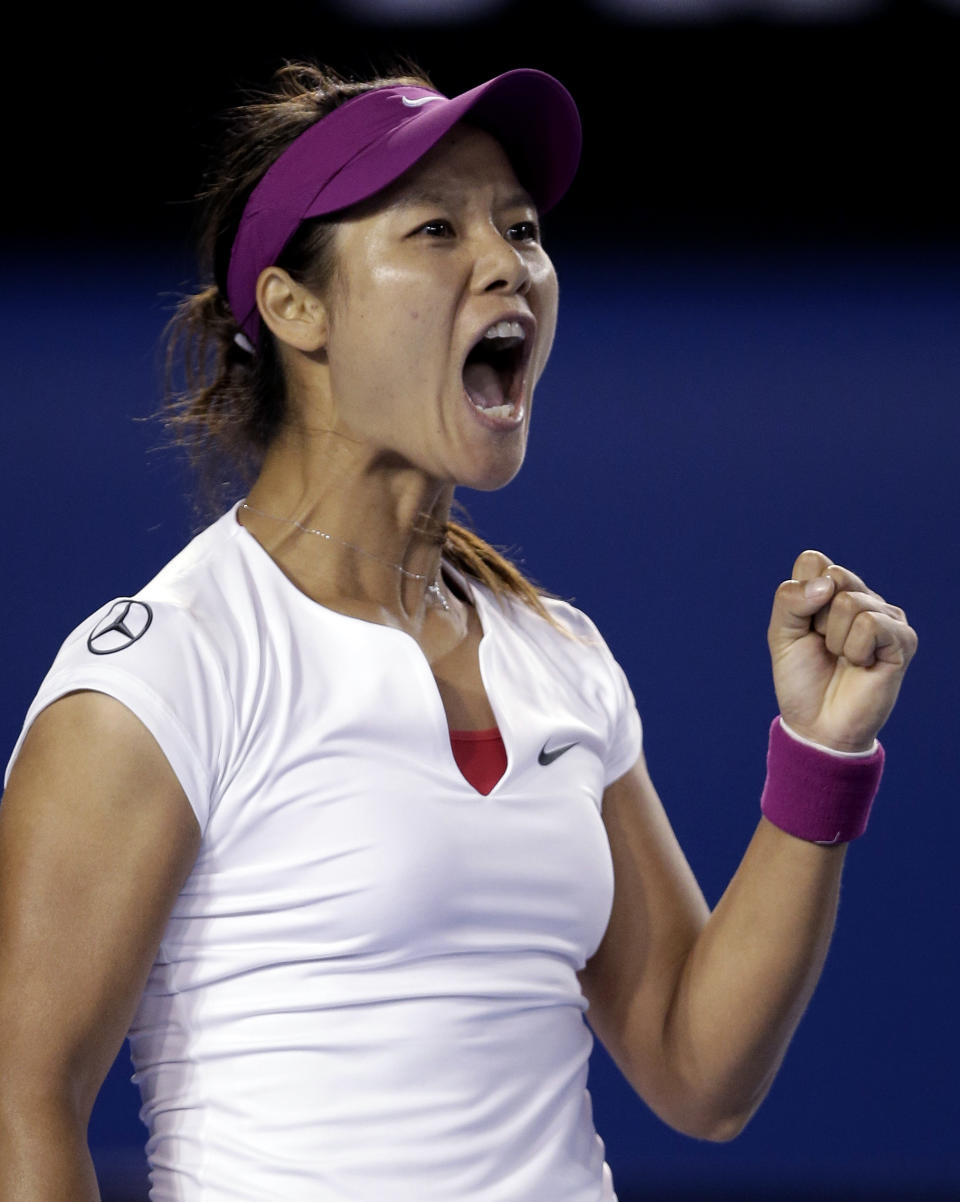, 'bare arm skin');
579,551,916,1140
0,692,201,1201
579,761,844,1140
